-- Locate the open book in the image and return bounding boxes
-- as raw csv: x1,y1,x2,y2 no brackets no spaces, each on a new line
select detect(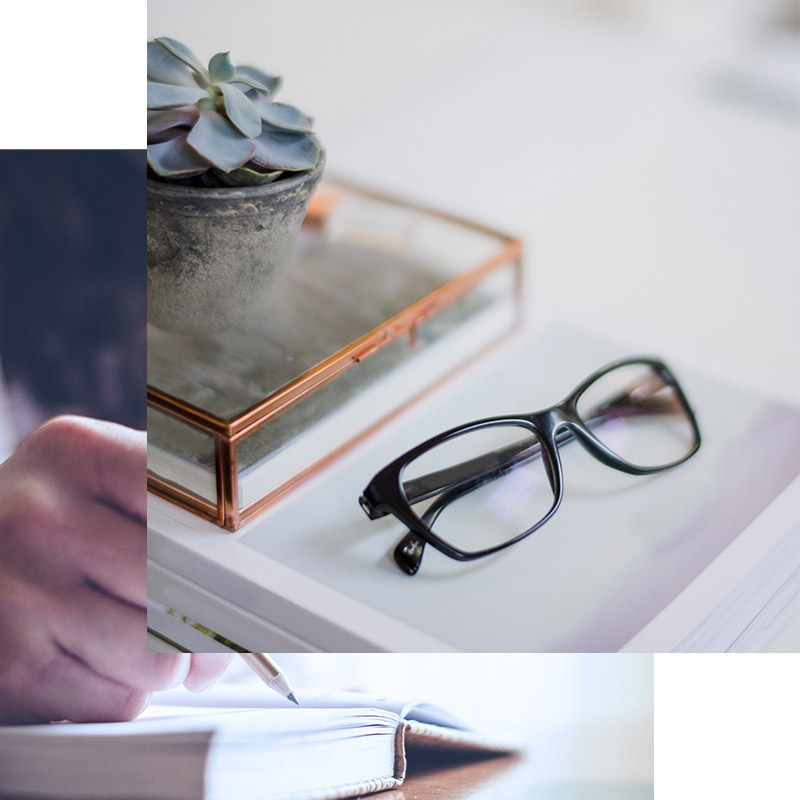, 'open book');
0,689,518,800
